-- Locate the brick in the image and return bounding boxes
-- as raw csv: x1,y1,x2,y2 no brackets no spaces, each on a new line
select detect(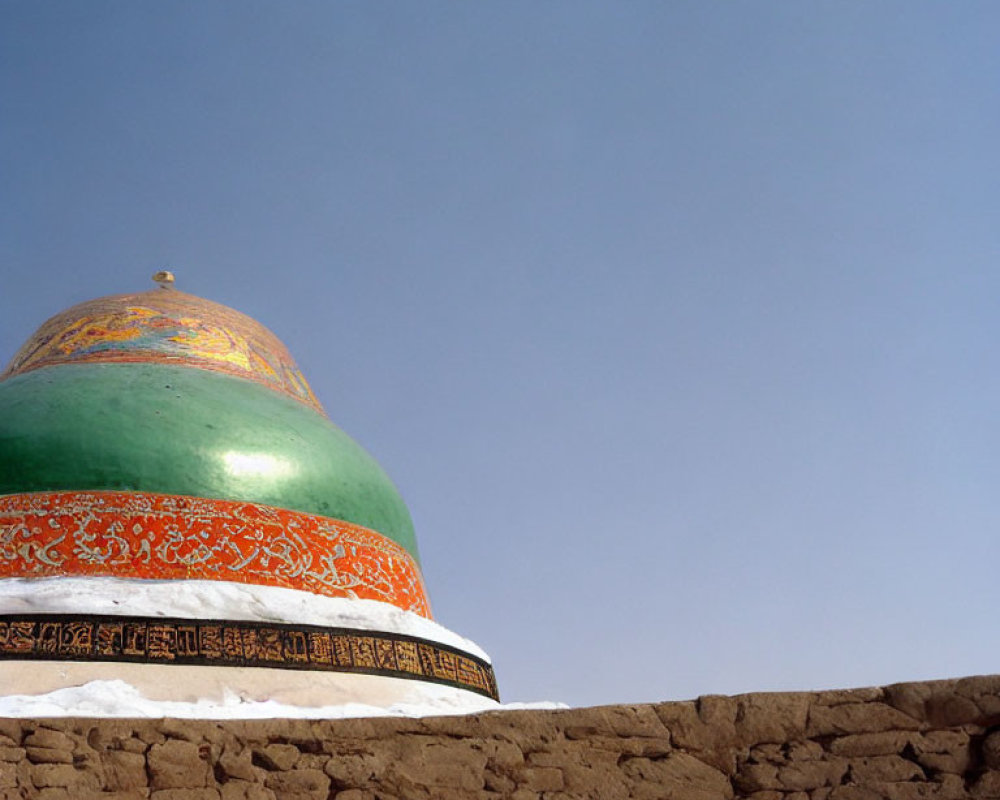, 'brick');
829,732,913,757
848,755,924,783
148,739,211,790
31,764,96,789
776,759,848,790
24,730,74,752
252,743,300,771
807,703,921,737
220,747,261,781
26,747,73,764
517,766,564,792
221,781,276,800
925,693,981,726
0,748,25,764
263,769,330,799
101,750,148,791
